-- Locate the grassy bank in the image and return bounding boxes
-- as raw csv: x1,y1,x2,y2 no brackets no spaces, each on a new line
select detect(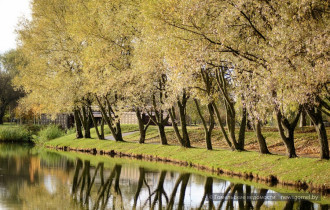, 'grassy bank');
0,124,32,142
44,148,330,204
45,129,330,192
